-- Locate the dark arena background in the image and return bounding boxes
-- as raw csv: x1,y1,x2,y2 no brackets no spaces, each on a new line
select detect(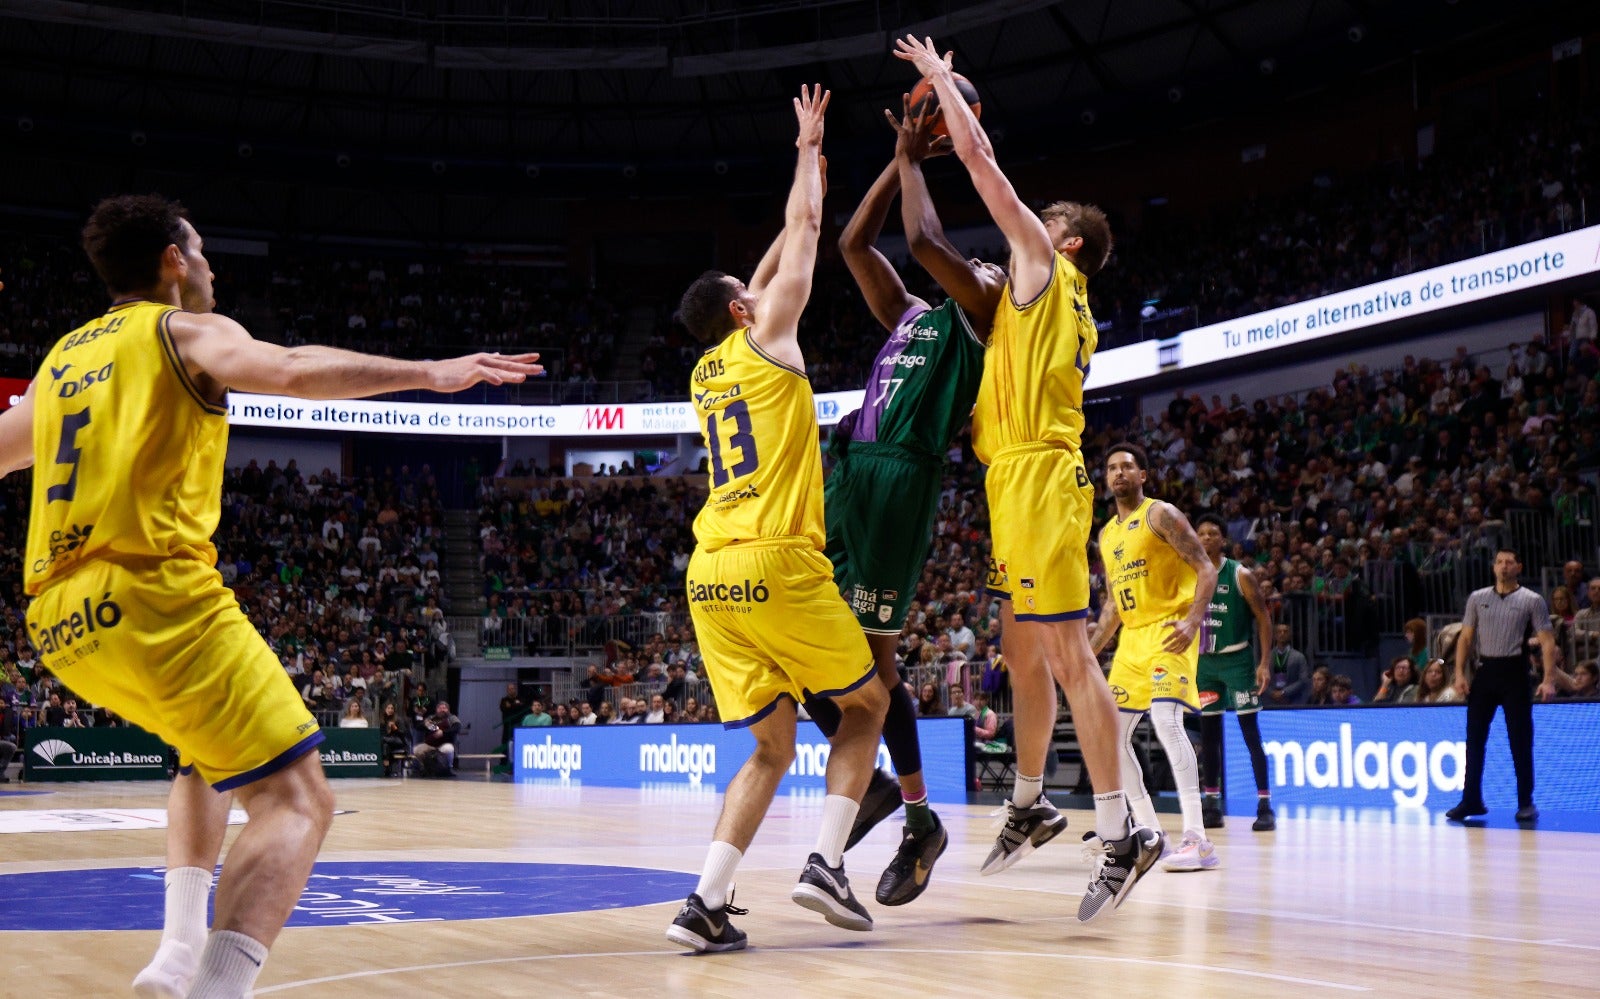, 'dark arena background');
2,2,1599,996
